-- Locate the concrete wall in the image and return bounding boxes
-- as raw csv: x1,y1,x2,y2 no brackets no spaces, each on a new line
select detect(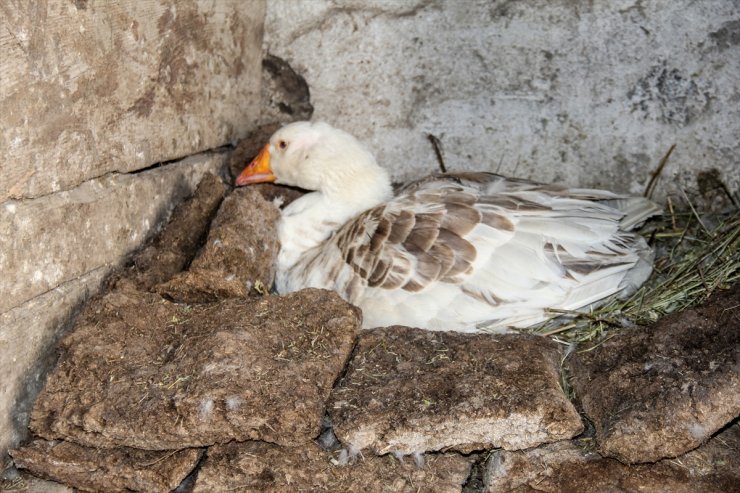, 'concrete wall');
0,0,265,463
264,0,739,199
